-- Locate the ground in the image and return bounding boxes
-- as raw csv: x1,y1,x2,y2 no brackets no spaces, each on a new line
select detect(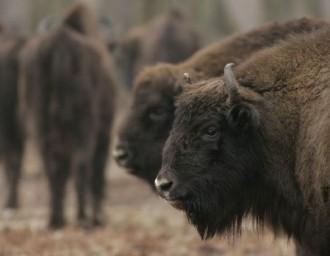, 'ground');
0,92,295,256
